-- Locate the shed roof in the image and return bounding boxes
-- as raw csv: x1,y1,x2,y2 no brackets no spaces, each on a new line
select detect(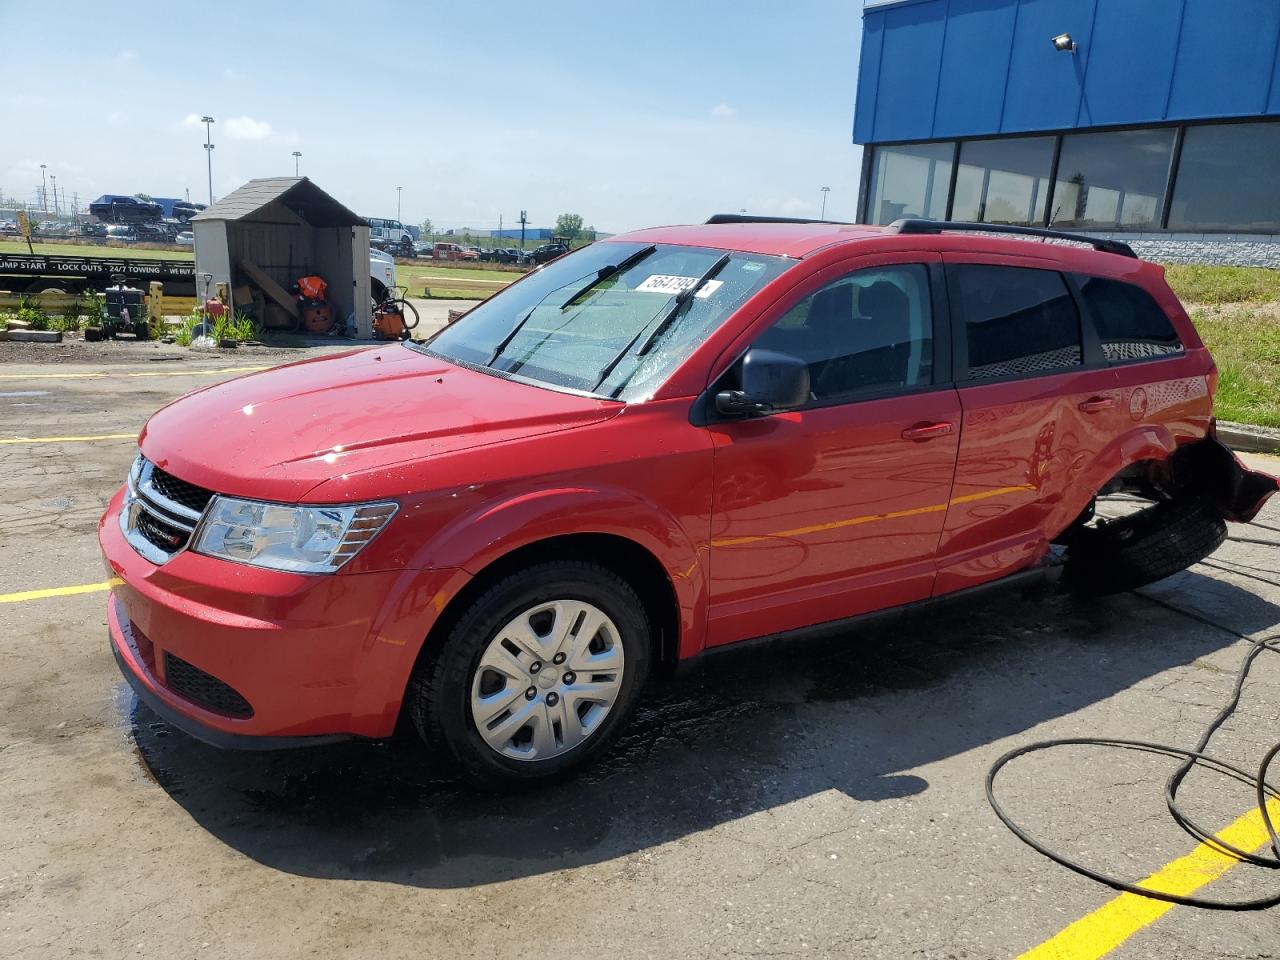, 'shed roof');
191,177,366,228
